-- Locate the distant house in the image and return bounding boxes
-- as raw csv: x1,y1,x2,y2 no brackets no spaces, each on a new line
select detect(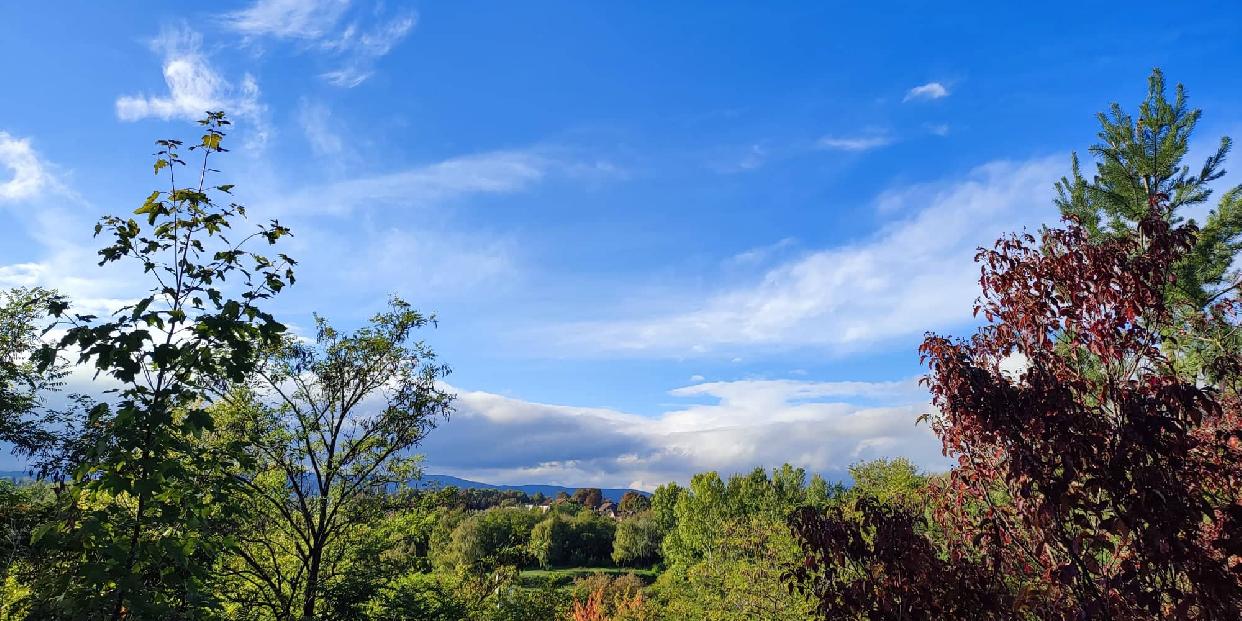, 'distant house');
597,500,617,519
